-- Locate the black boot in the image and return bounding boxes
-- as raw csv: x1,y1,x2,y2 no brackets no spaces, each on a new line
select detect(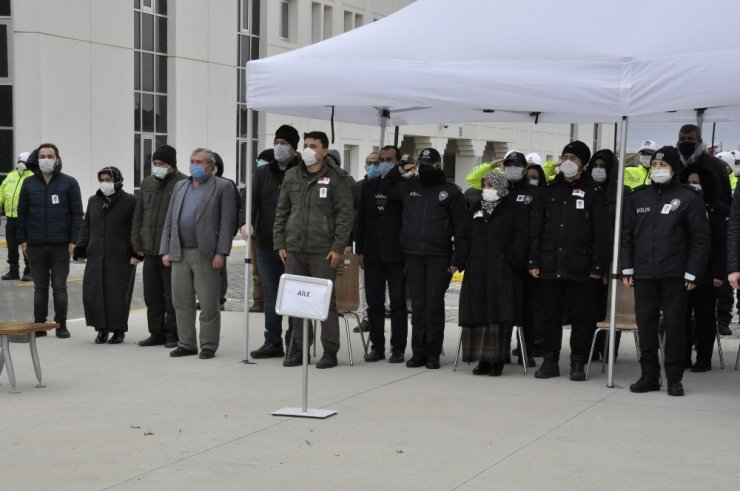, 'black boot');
535,352,560,378
21,265,32,282
1,265,19,280
570,355,586,381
